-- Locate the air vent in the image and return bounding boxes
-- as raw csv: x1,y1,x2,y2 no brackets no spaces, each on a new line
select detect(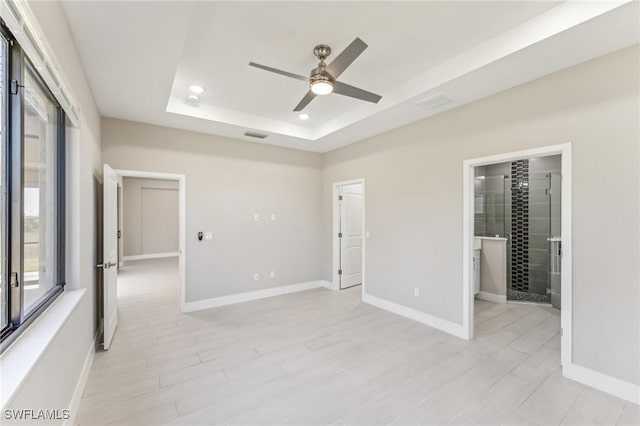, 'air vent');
415,94,453,110
244,131,268,139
